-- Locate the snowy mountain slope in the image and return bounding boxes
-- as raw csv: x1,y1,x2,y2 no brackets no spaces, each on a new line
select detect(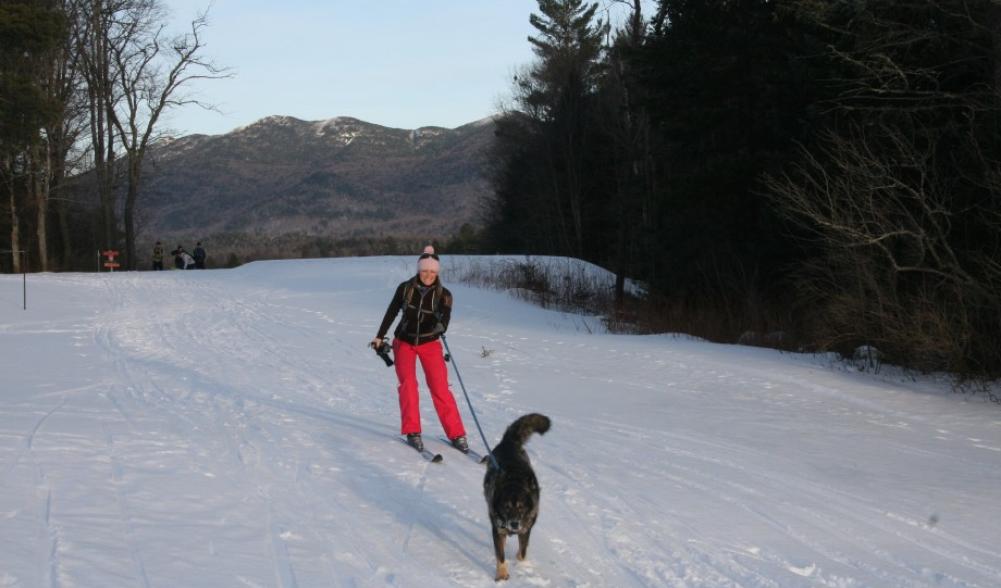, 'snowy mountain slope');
0,256,999,587
136,116,493,241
